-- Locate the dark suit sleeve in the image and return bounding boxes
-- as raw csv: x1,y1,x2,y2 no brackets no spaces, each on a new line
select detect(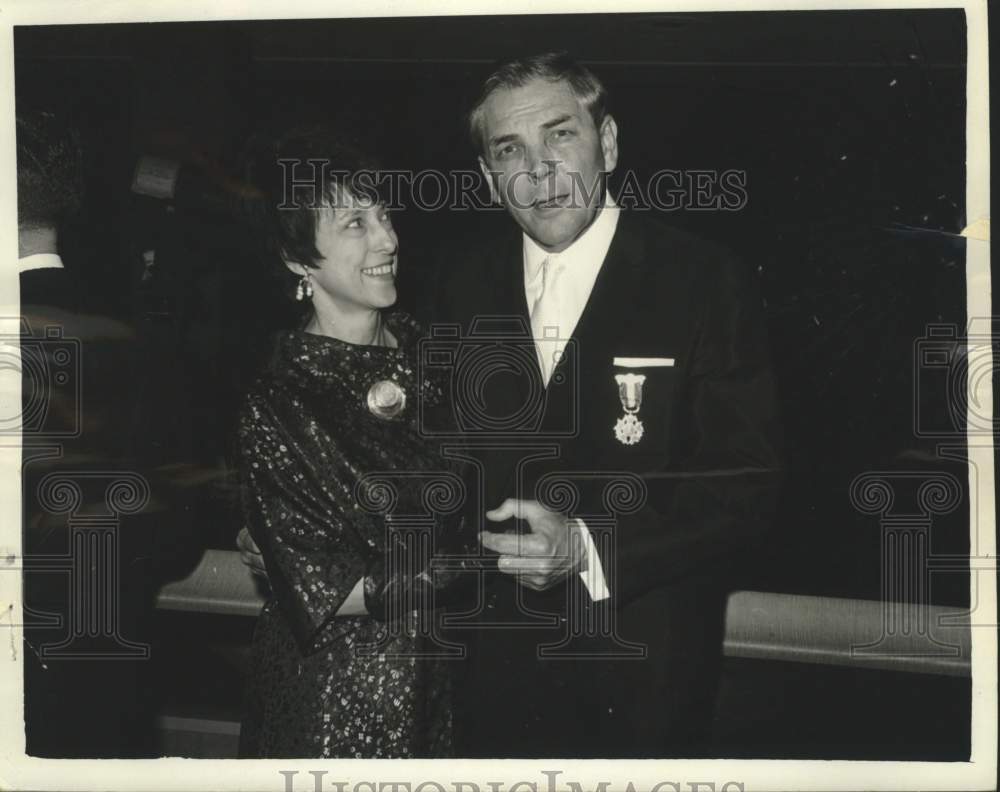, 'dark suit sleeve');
596,252,783,605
